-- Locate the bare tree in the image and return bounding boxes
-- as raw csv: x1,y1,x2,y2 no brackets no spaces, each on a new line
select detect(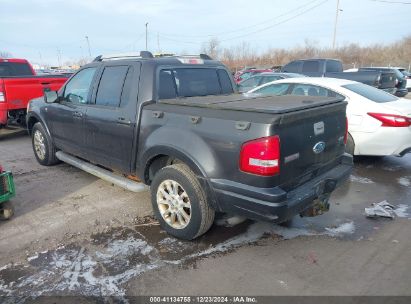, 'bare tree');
201,38,220,59
218,35,411,72
0,51,12,58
